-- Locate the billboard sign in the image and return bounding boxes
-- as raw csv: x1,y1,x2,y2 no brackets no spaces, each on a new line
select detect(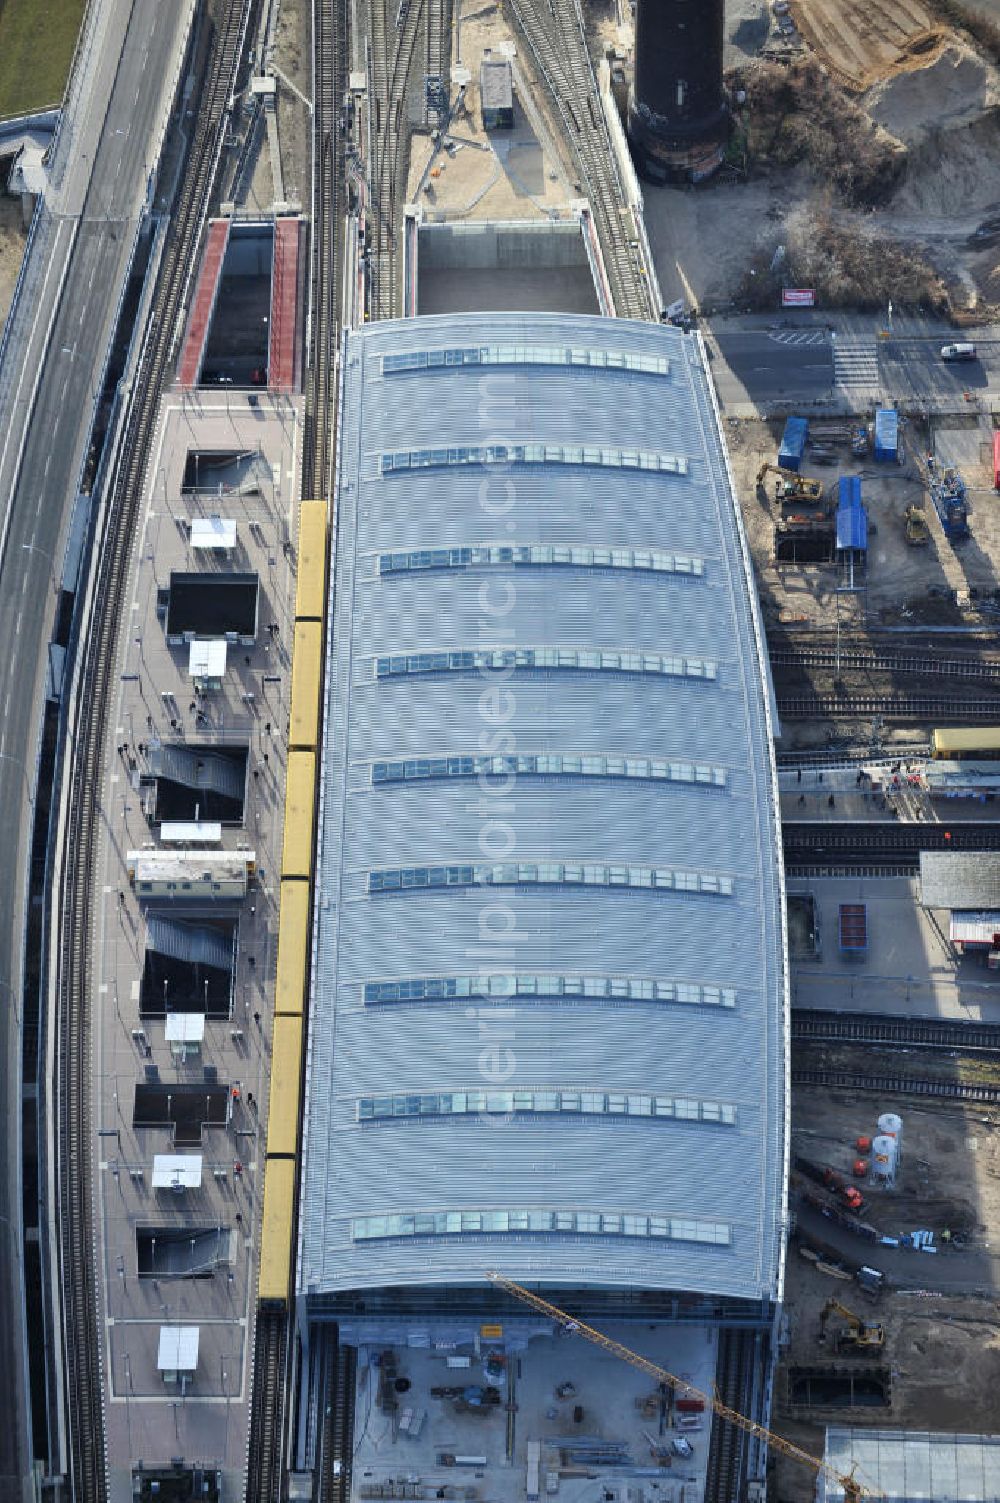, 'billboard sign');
782,288,816,307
